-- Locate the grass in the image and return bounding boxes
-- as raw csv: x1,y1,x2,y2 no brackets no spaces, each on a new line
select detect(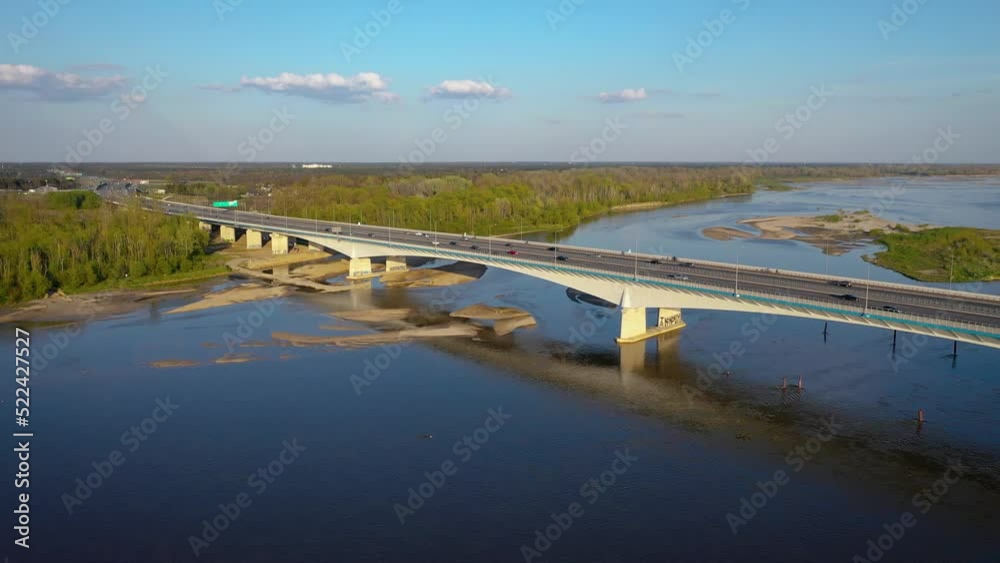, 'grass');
869,227,1000,282
61,263,229,295
817,214,843,223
